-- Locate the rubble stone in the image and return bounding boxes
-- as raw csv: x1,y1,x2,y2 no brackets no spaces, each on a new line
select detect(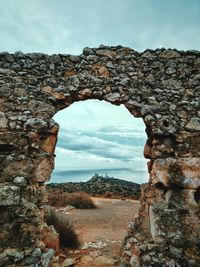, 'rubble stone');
0,47,199,266
0,185,20,206
0,111,7,128
186,117,200,131
61,258,75,266
150,158,200,189
13,176,27,186
35,157,54,182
